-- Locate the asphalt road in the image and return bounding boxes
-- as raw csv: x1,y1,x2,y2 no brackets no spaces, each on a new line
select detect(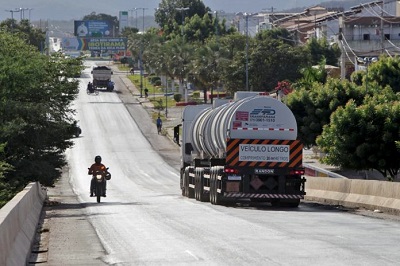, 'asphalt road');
31,61,400,265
